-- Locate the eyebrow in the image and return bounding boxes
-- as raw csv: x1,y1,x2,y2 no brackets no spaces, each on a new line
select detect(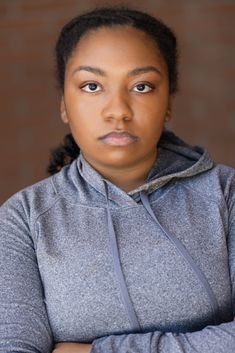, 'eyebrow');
72,65,162,77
